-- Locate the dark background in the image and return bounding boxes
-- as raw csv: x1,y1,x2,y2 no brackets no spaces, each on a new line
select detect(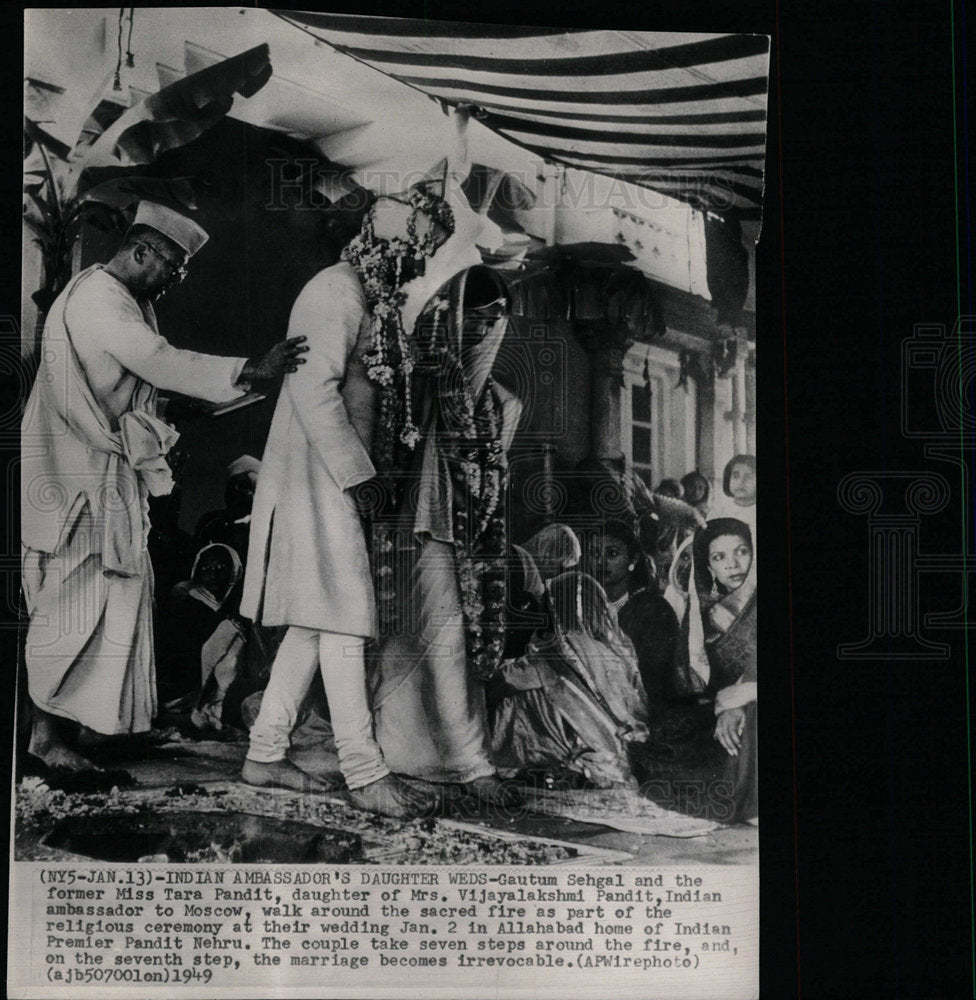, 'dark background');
3,2,975,997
